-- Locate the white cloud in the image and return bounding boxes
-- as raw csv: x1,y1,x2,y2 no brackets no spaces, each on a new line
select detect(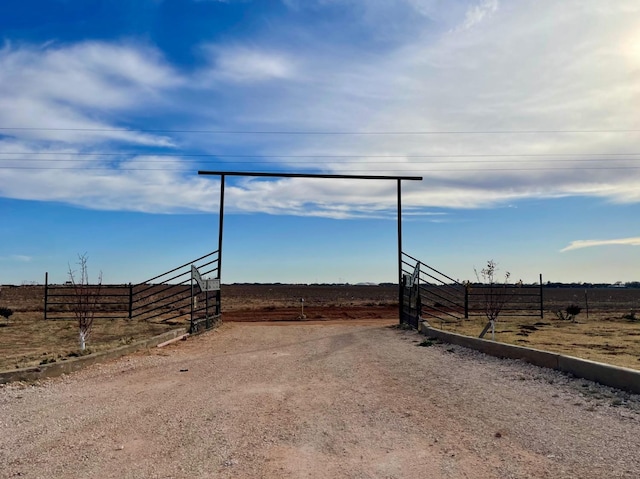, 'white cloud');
561,237,640,252
0,41,181,146
457,0,498,31
220,0,640,211
2,2,640,216
0,145,219,213
199,45,297,84
0,255,32,262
